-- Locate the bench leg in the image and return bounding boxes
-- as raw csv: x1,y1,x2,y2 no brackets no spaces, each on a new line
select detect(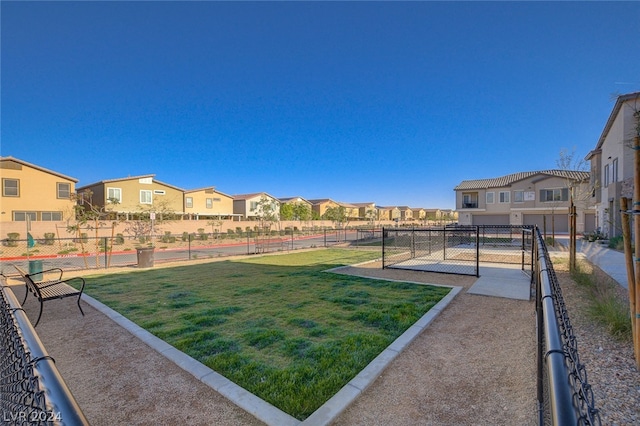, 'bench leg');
34,300,44,328
76,295,85,317
21,284,29,306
